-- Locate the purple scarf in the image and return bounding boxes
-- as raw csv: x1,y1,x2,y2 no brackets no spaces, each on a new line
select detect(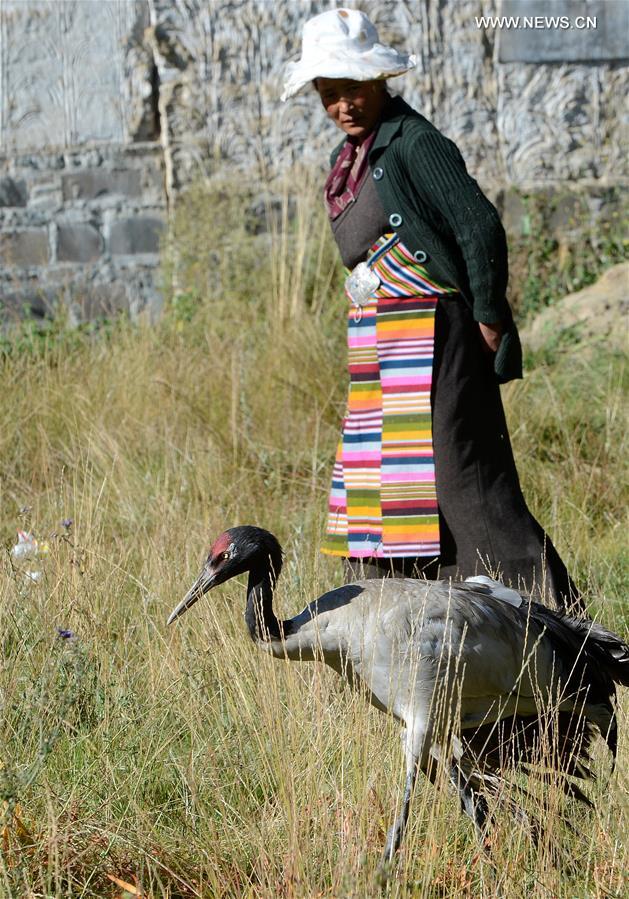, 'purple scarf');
324,130,377,221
